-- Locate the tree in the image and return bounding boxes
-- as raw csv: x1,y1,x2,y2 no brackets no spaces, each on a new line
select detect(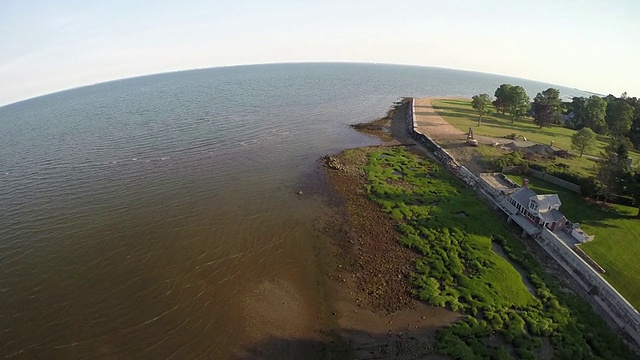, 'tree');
583,95,608,134
570,127,596,157
567,95,607,133
625,171,640,218
531,88,562,128
606,98,634,139
504,85,530,123
493,84,512,114
471,93,492,126
566,97,586,129
597,138,632,202
627,97,640,149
